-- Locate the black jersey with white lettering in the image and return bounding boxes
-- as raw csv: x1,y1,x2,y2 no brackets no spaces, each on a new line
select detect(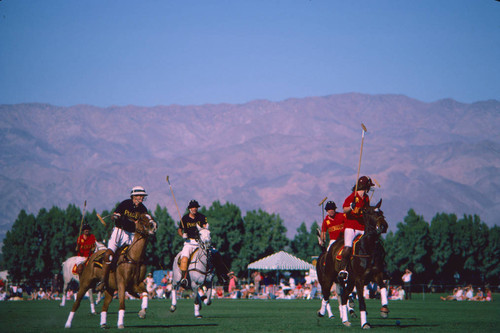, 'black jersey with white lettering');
179,212,208,239
114,199,148,233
